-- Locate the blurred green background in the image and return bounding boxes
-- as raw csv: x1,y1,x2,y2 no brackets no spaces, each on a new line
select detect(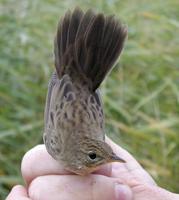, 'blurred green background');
0,0,179,199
